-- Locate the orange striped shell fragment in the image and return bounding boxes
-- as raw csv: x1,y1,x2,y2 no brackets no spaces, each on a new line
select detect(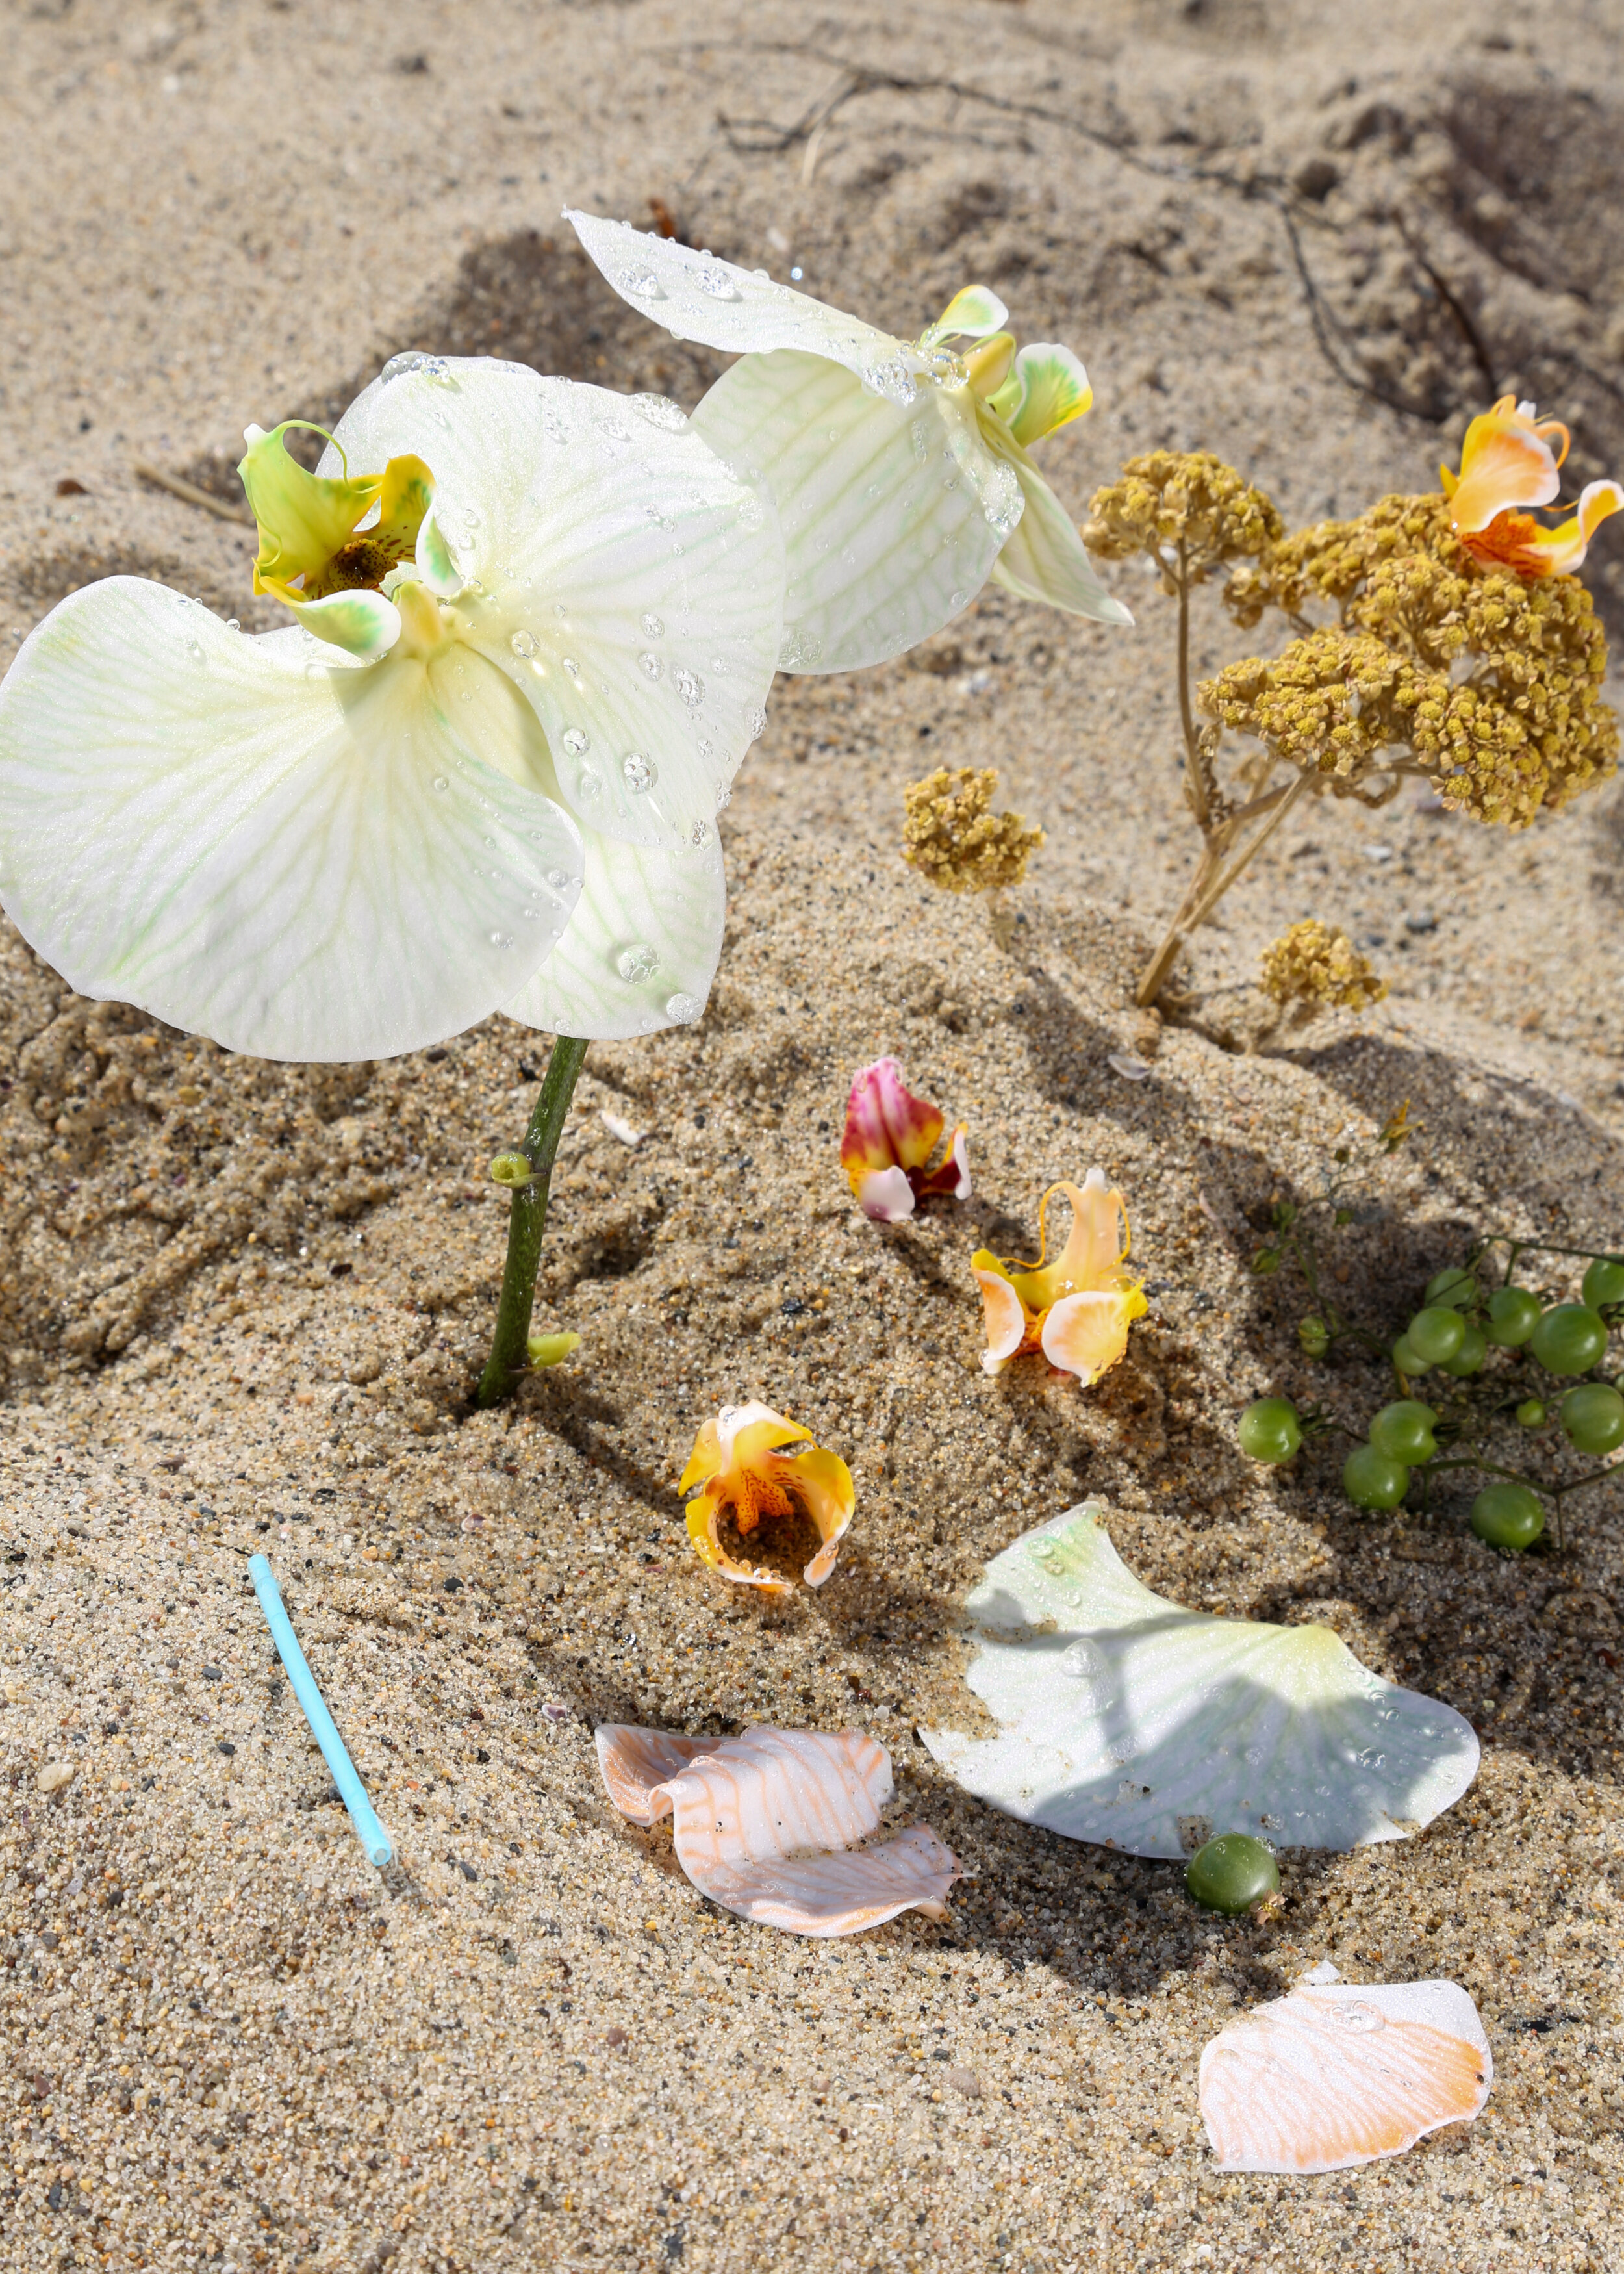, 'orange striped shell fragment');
594,1722,961,1937
1199,1980,1493,2175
